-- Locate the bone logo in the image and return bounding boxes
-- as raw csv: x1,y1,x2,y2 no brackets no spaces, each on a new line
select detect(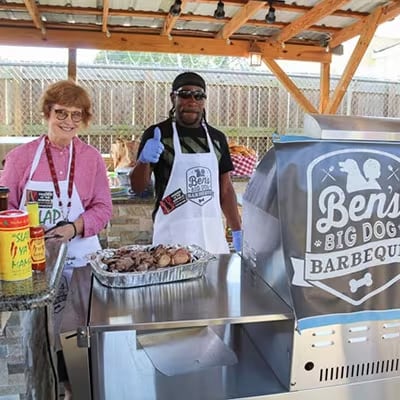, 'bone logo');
291,149,400,305
186,167,214,206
